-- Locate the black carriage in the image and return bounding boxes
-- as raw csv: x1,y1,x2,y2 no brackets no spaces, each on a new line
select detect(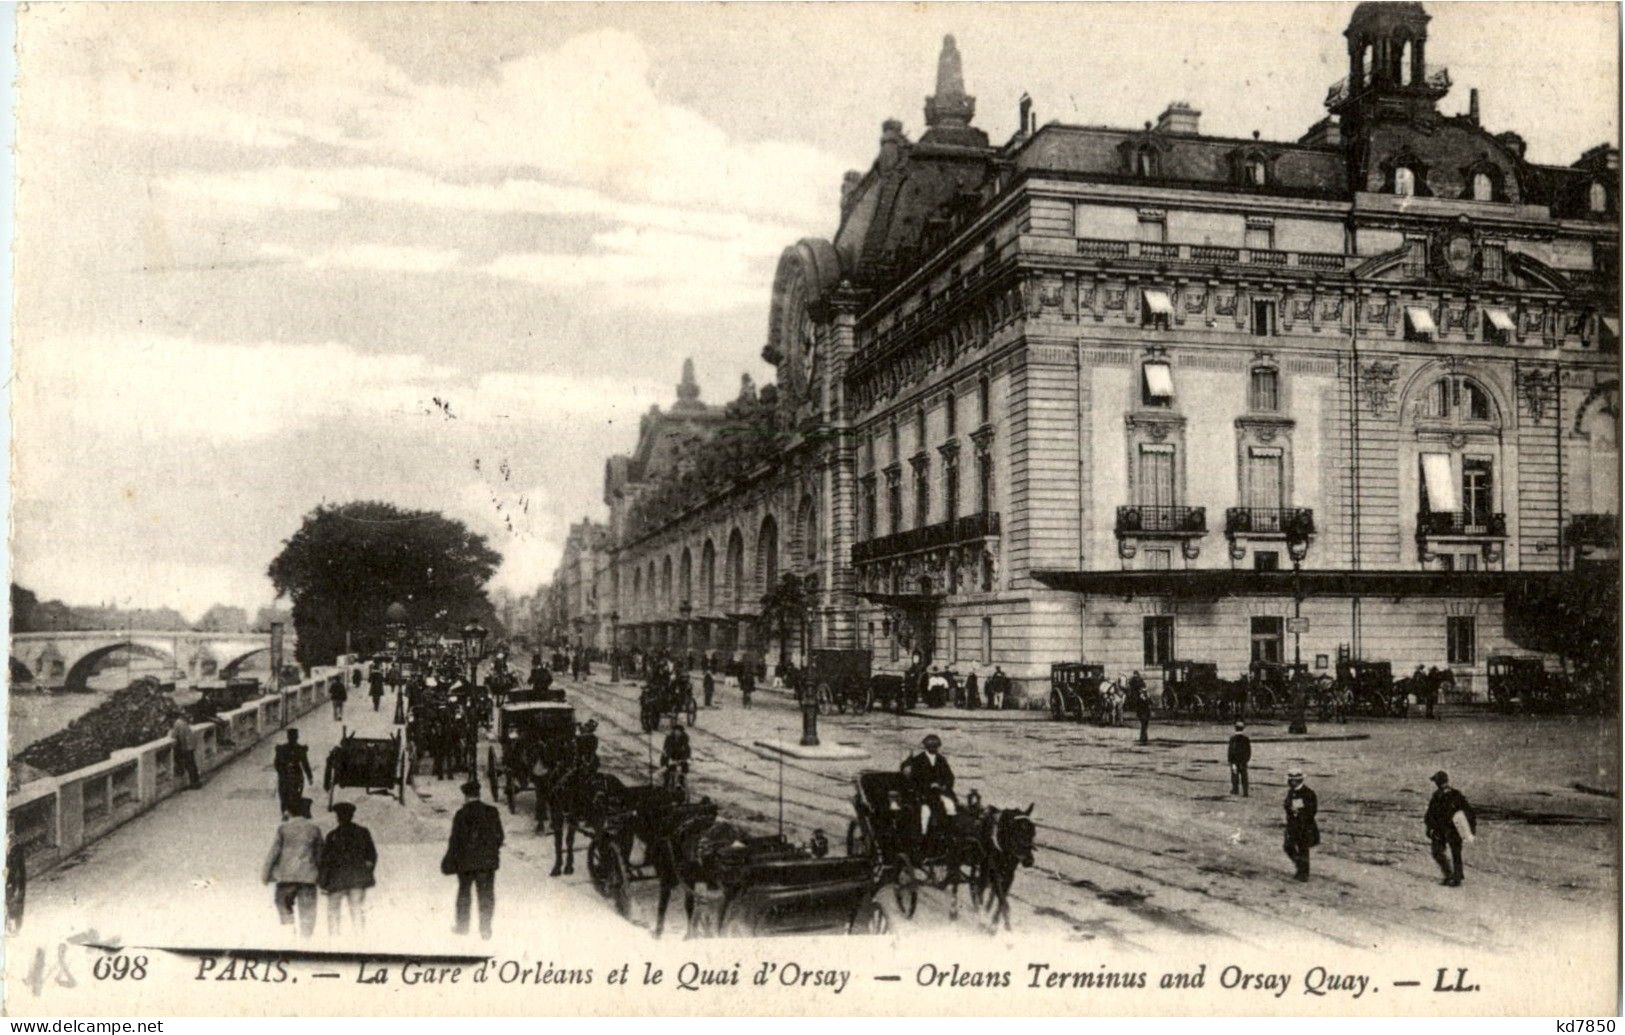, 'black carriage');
639,675,698,733
1338,659,1407,717
584,783,716,919
1049,663,1106,722
844,771,976,921
867,673,914,714
711,847,875,937
486,700,575,813
1486,655,1569,712
321,726,406,806
806,648,872,713
1161,661,1223,719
